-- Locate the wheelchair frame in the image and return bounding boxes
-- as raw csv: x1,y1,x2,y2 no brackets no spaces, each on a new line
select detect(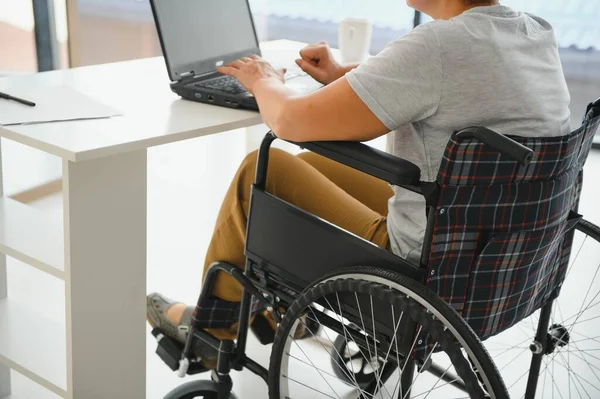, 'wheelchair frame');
154,97,600,399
